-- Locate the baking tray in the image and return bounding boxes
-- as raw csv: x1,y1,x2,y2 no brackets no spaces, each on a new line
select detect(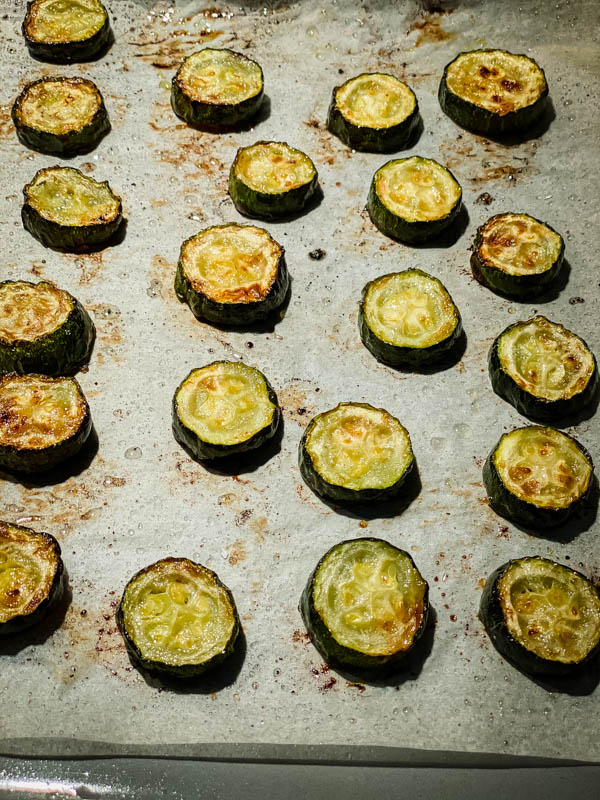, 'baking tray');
0,0,599,772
